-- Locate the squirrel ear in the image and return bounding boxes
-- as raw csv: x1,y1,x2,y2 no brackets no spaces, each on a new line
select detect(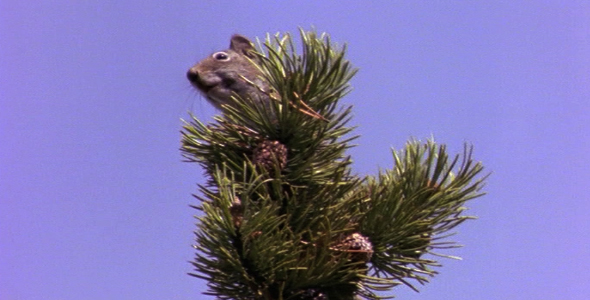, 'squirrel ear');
230,34,256,57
